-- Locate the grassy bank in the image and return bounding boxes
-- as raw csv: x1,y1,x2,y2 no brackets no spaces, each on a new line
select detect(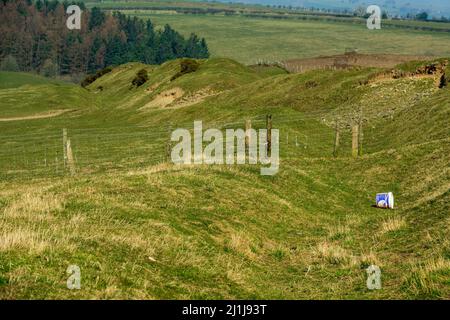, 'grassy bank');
0,56,449,299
